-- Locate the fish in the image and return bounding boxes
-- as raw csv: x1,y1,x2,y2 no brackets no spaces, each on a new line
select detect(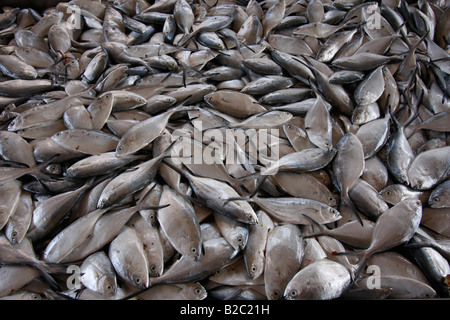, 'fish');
157,185,202,261
408,146,450,190
80,251,117,298
429,180,450,208
333,133,365,225
243,210,274,280
339,199,423,280
284,259,352,300
0,0,448,301
137,282,207,300
108,226,150,289
264,224,304,300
